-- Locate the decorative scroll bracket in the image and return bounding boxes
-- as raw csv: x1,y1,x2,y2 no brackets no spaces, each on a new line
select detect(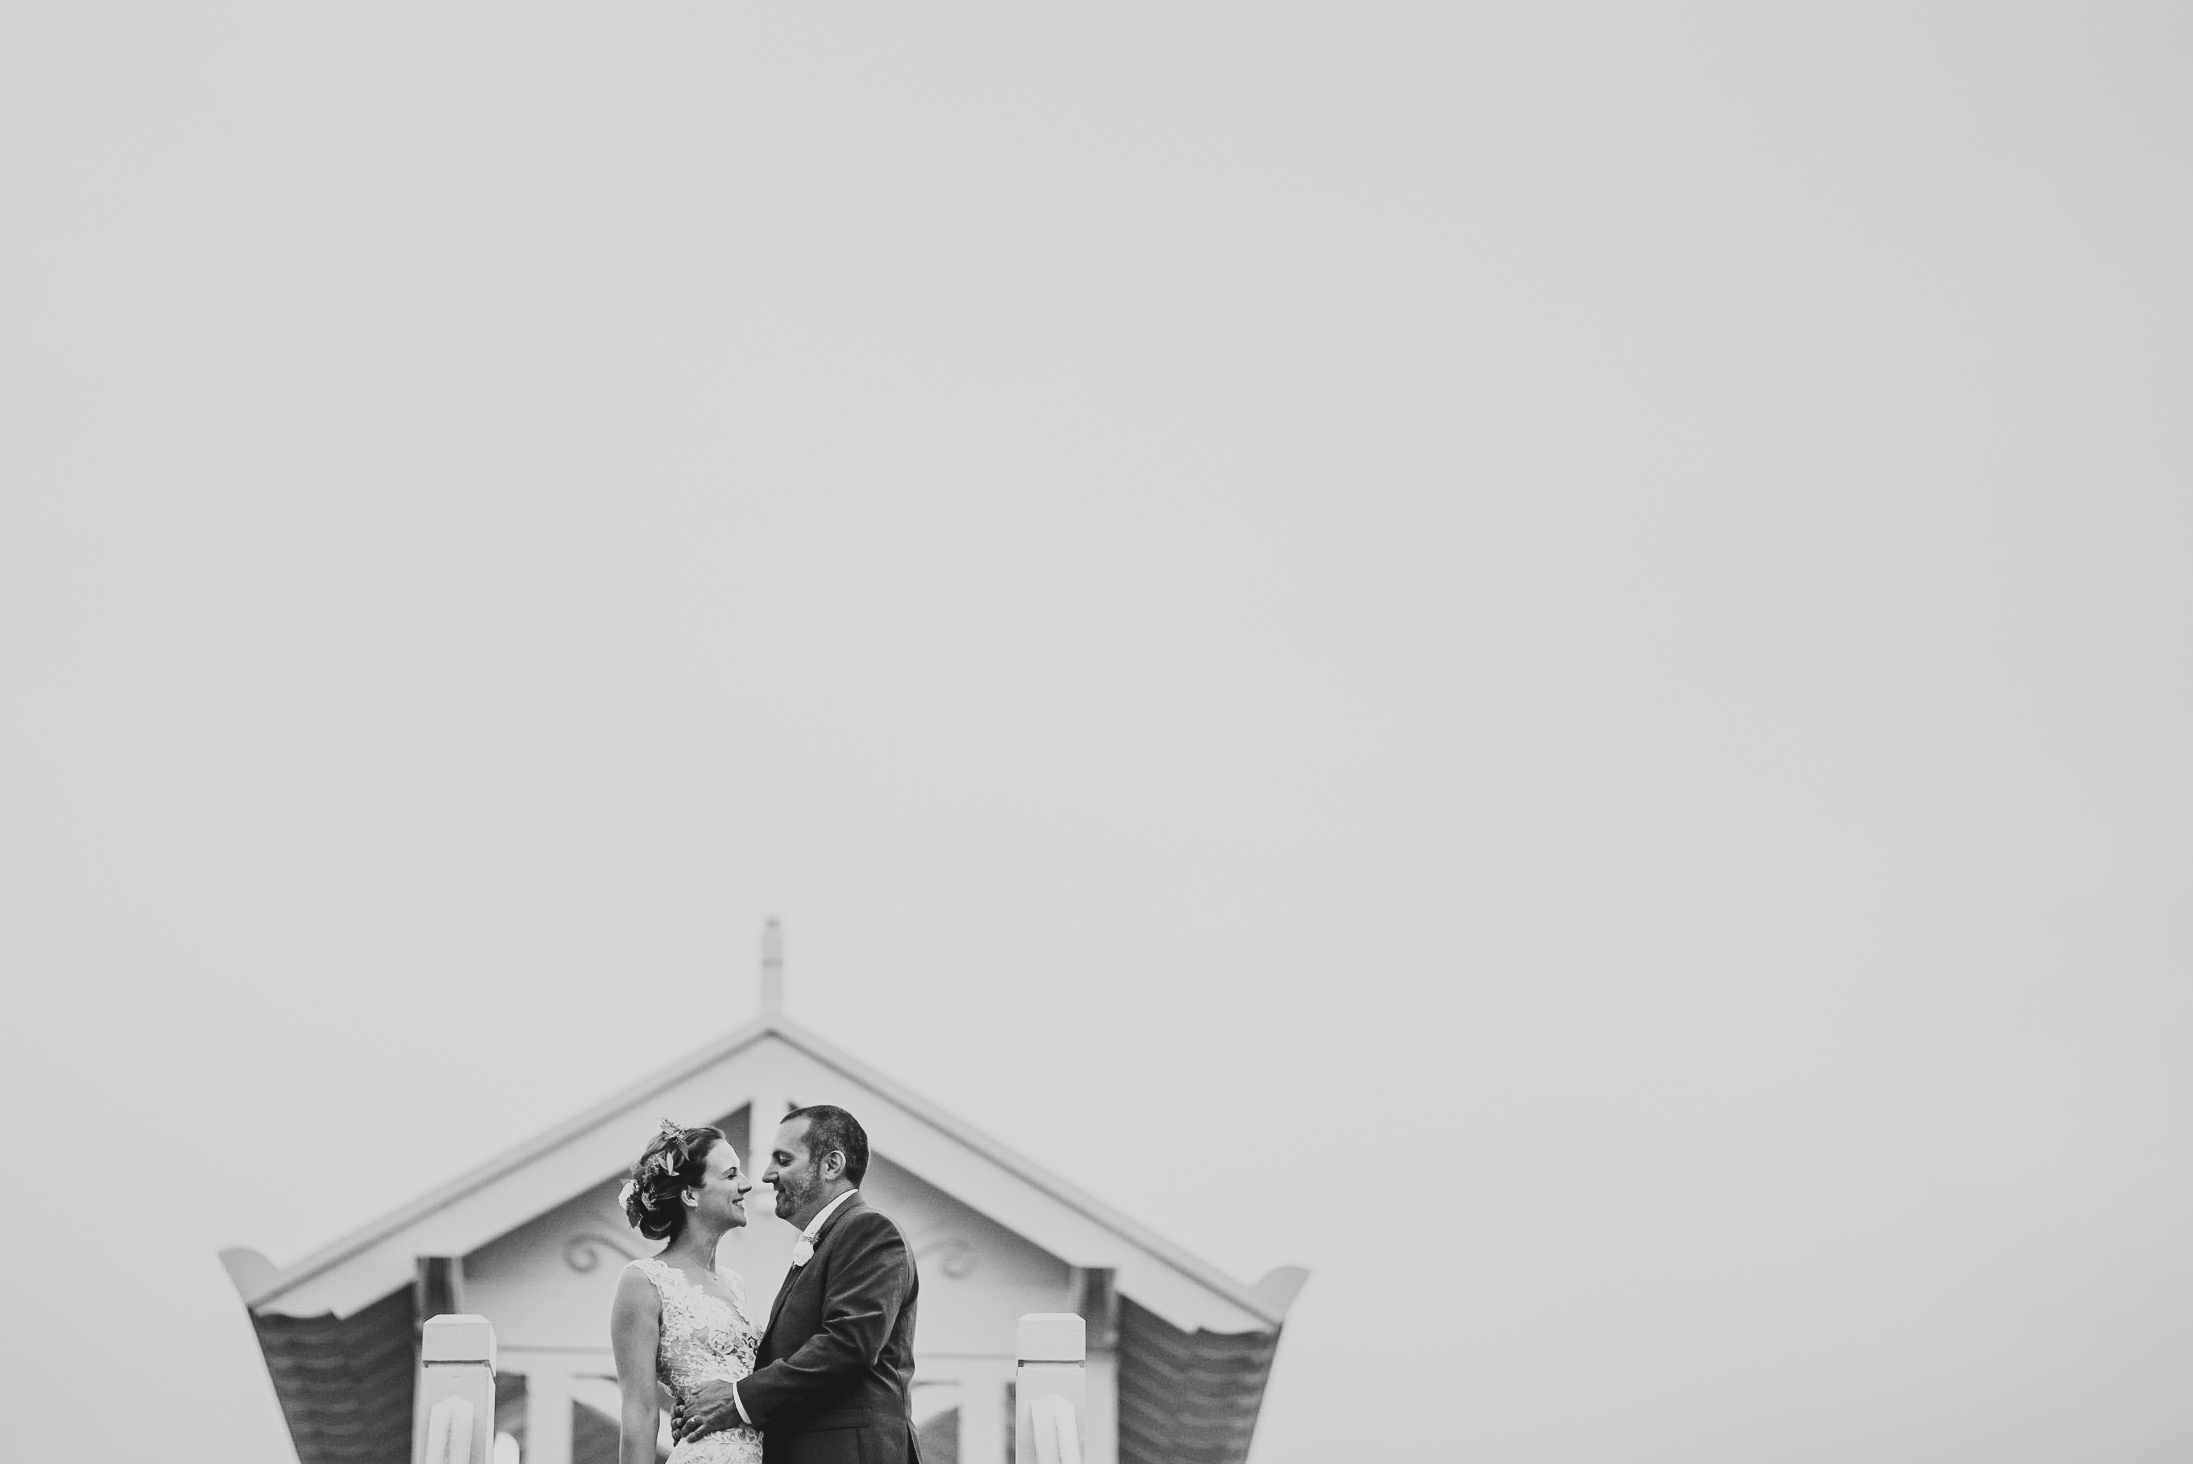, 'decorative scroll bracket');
564,1230,645,1274
912,1228,979,1279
